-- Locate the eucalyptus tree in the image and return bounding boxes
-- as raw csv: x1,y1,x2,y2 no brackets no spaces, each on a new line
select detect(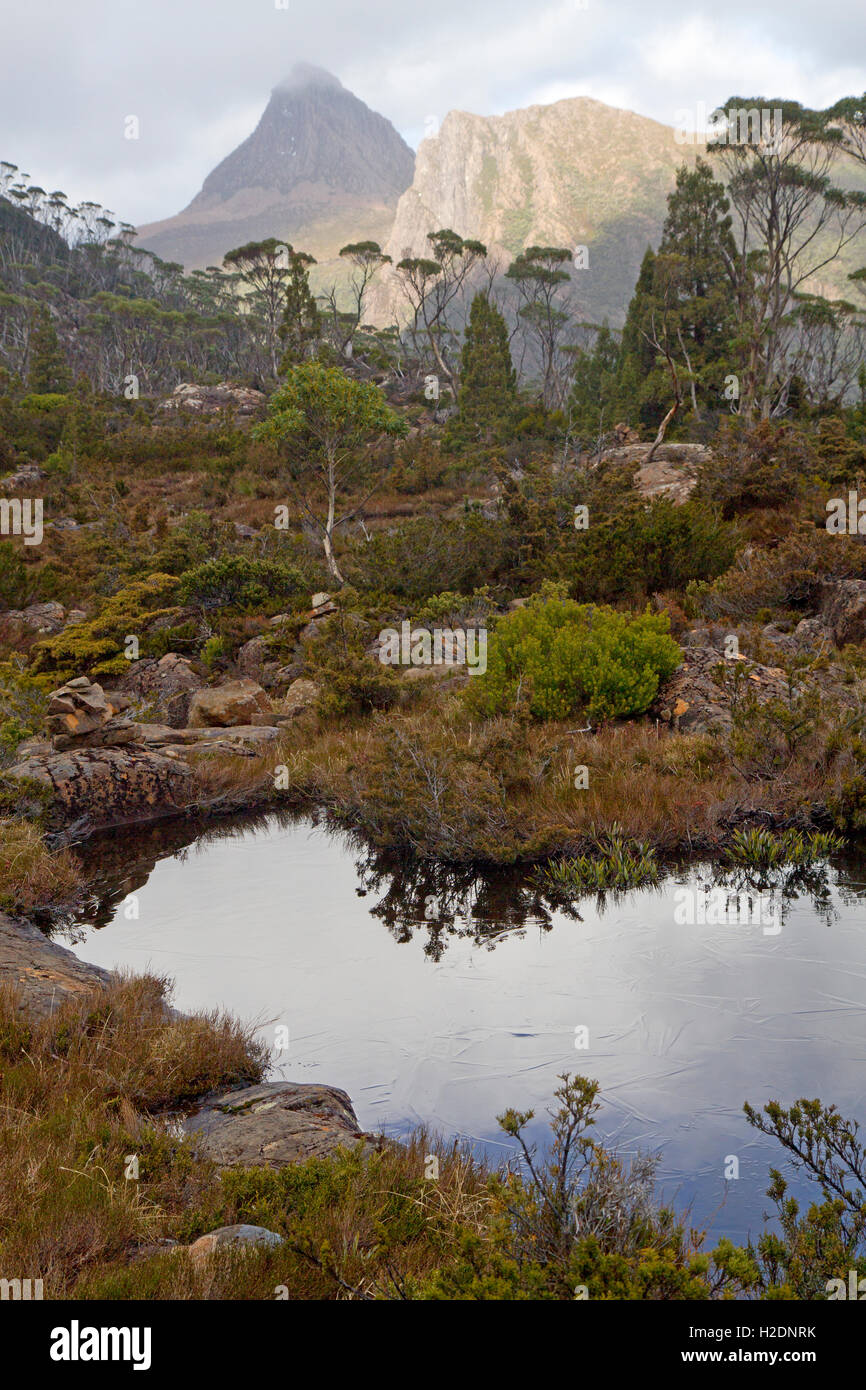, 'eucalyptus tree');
709,98,866,418
396,228,487,390
223,237,293,377
322,240,391,359
505,246,574,408
254,362,407,583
